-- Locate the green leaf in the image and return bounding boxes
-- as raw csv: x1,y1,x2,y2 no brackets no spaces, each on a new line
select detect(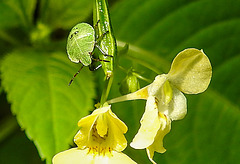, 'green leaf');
39,0,93,29
0,0,37,46
0,0,37,29
1,49,95,163
109,0,240,163
0,1,20,29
